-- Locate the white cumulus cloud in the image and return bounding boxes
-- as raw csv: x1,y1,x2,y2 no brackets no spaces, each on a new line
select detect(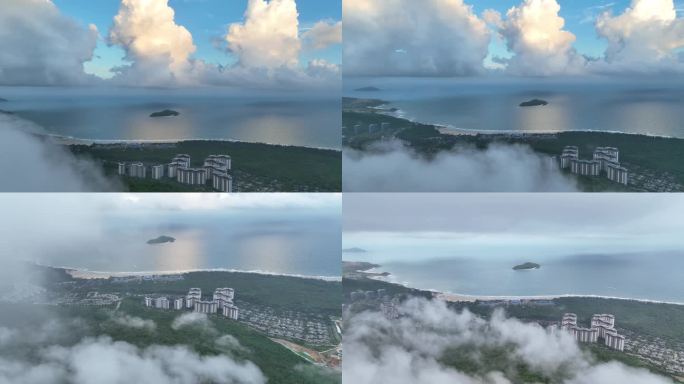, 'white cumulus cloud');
226,0,301,69
302,20,342,50
109,0,198,86
492,0,587,76
594,0,684,74
343,0,491,76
